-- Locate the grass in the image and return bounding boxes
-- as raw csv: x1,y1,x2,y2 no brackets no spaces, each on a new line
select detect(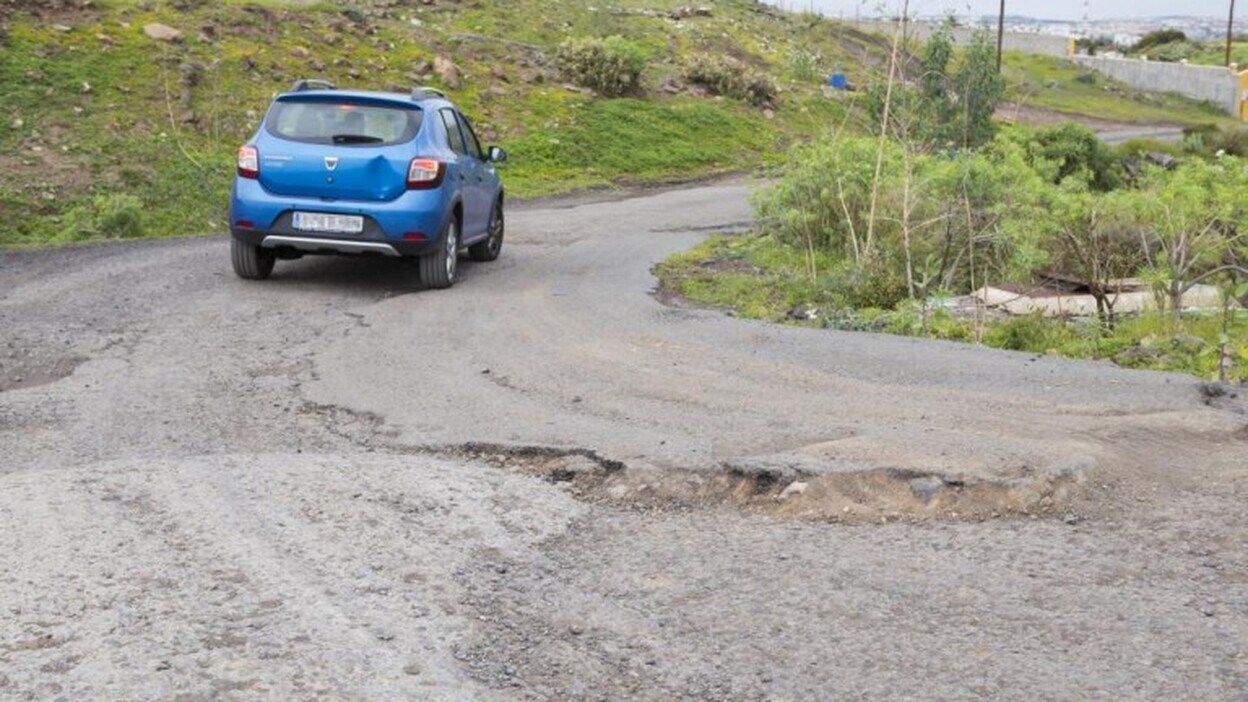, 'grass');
657,234,1248,382
1002,51,1235,126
